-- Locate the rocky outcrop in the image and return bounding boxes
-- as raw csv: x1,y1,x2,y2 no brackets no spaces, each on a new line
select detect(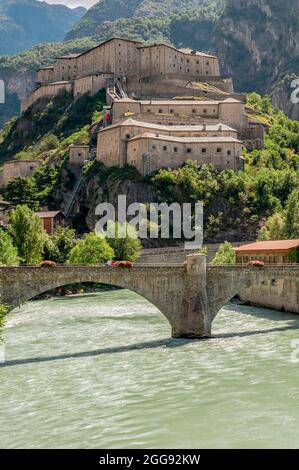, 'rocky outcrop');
213,0,299,119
